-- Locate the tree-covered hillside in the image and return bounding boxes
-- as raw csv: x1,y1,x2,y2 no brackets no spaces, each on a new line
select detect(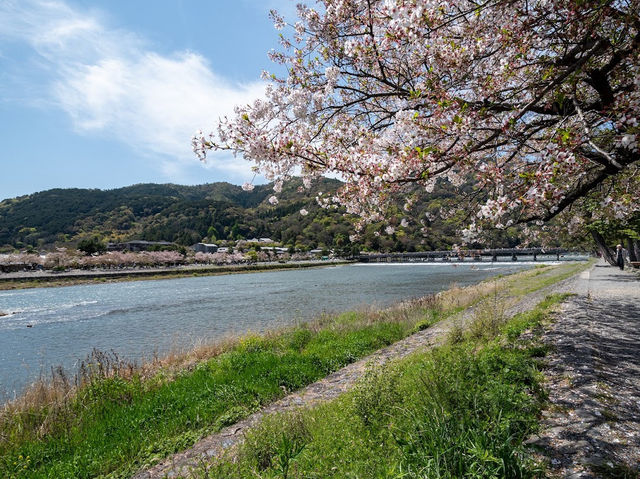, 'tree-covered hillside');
0,182,282,248
0,179,543,253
